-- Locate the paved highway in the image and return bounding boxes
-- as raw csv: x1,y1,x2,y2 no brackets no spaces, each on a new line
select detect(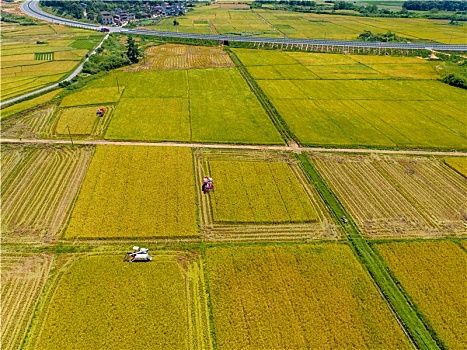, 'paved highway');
22,0,467,52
